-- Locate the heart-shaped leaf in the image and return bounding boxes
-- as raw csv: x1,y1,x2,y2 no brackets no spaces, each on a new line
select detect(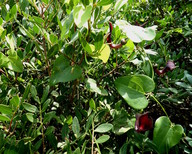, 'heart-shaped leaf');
73,5,92,28
97,44,111,63
116,20,157,43
115,75,155,109
153,116,184,154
